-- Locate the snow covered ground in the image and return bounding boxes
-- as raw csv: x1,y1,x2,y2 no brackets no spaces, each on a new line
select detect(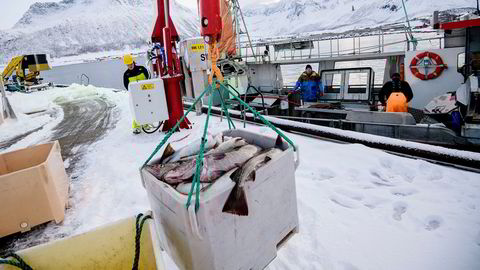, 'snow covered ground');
1,84,480,269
